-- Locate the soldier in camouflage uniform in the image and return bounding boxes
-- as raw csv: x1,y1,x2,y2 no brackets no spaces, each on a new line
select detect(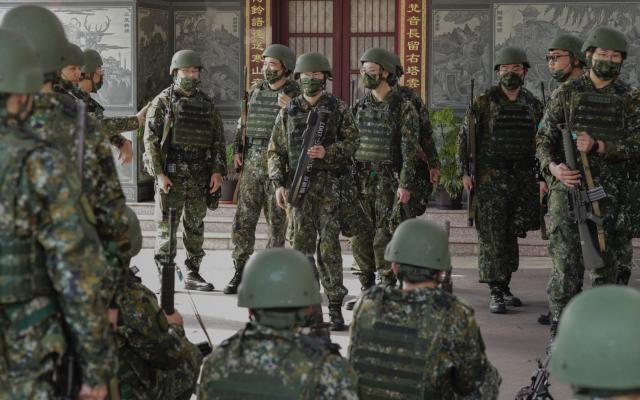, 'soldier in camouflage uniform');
78,48,139,165
536,27,640,335
0,26,114,399
350,48,420,290
458,46,543,314
348,219,501,399
144,49,227,291
268,52,359,330
54,42,85,98
224,44,300,294
550,286,640,399
3,5,130,316
538,33,587,326
198,248,359,400
116,207,203,400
